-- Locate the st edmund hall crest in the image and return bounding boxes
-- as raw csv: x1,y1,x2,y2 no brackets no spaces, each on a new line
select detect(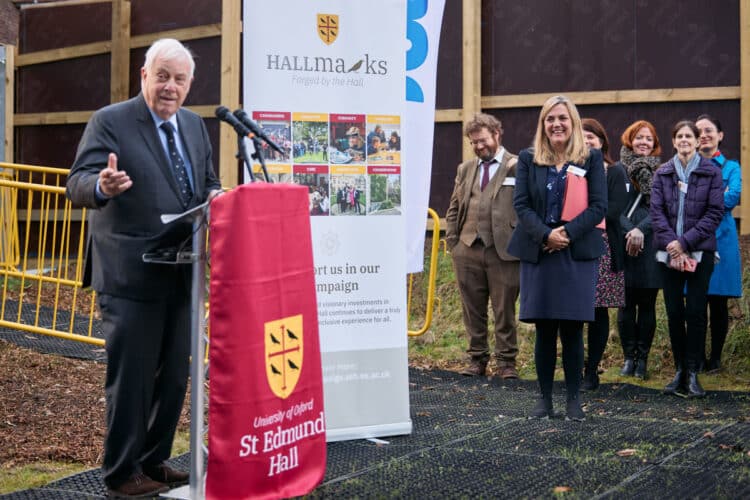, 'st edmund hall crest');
265,314,304,398
317,14,339,45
